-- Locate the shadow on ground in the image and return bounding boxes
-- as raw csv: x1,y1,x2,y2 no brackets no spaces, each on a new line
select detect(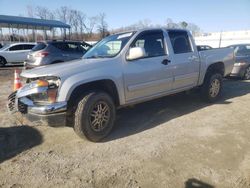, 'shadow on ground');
104,79,250,142
0,126,43,163
185,178,214,188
